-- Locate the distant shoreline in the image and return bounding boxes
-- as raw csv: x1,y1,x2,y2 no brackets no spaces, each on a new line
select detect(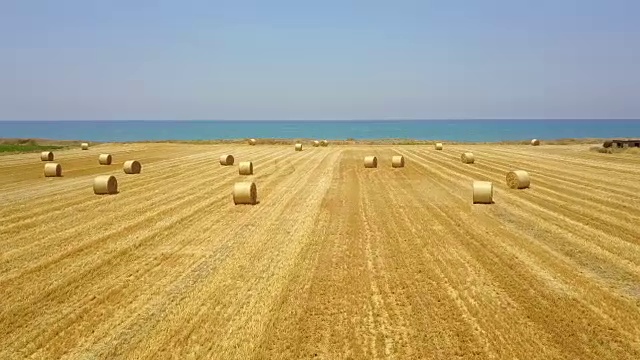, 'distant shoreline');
1,137,611,146
1,119,639,122
2,120,637,143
